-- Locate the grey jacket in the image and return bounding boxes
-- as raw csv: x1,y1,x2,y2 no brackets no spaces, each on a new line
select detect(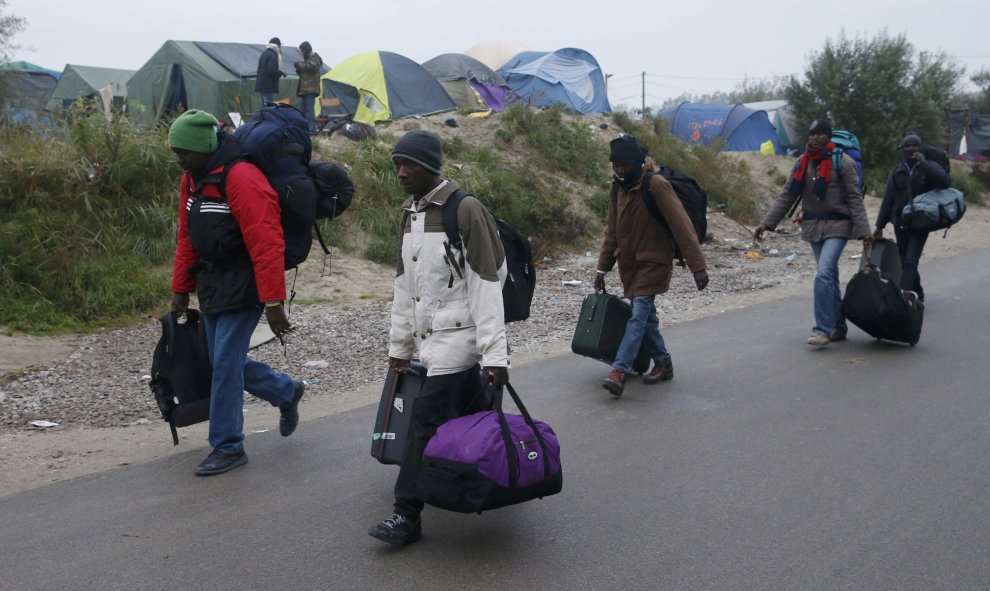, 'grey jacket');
762,153,871,242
